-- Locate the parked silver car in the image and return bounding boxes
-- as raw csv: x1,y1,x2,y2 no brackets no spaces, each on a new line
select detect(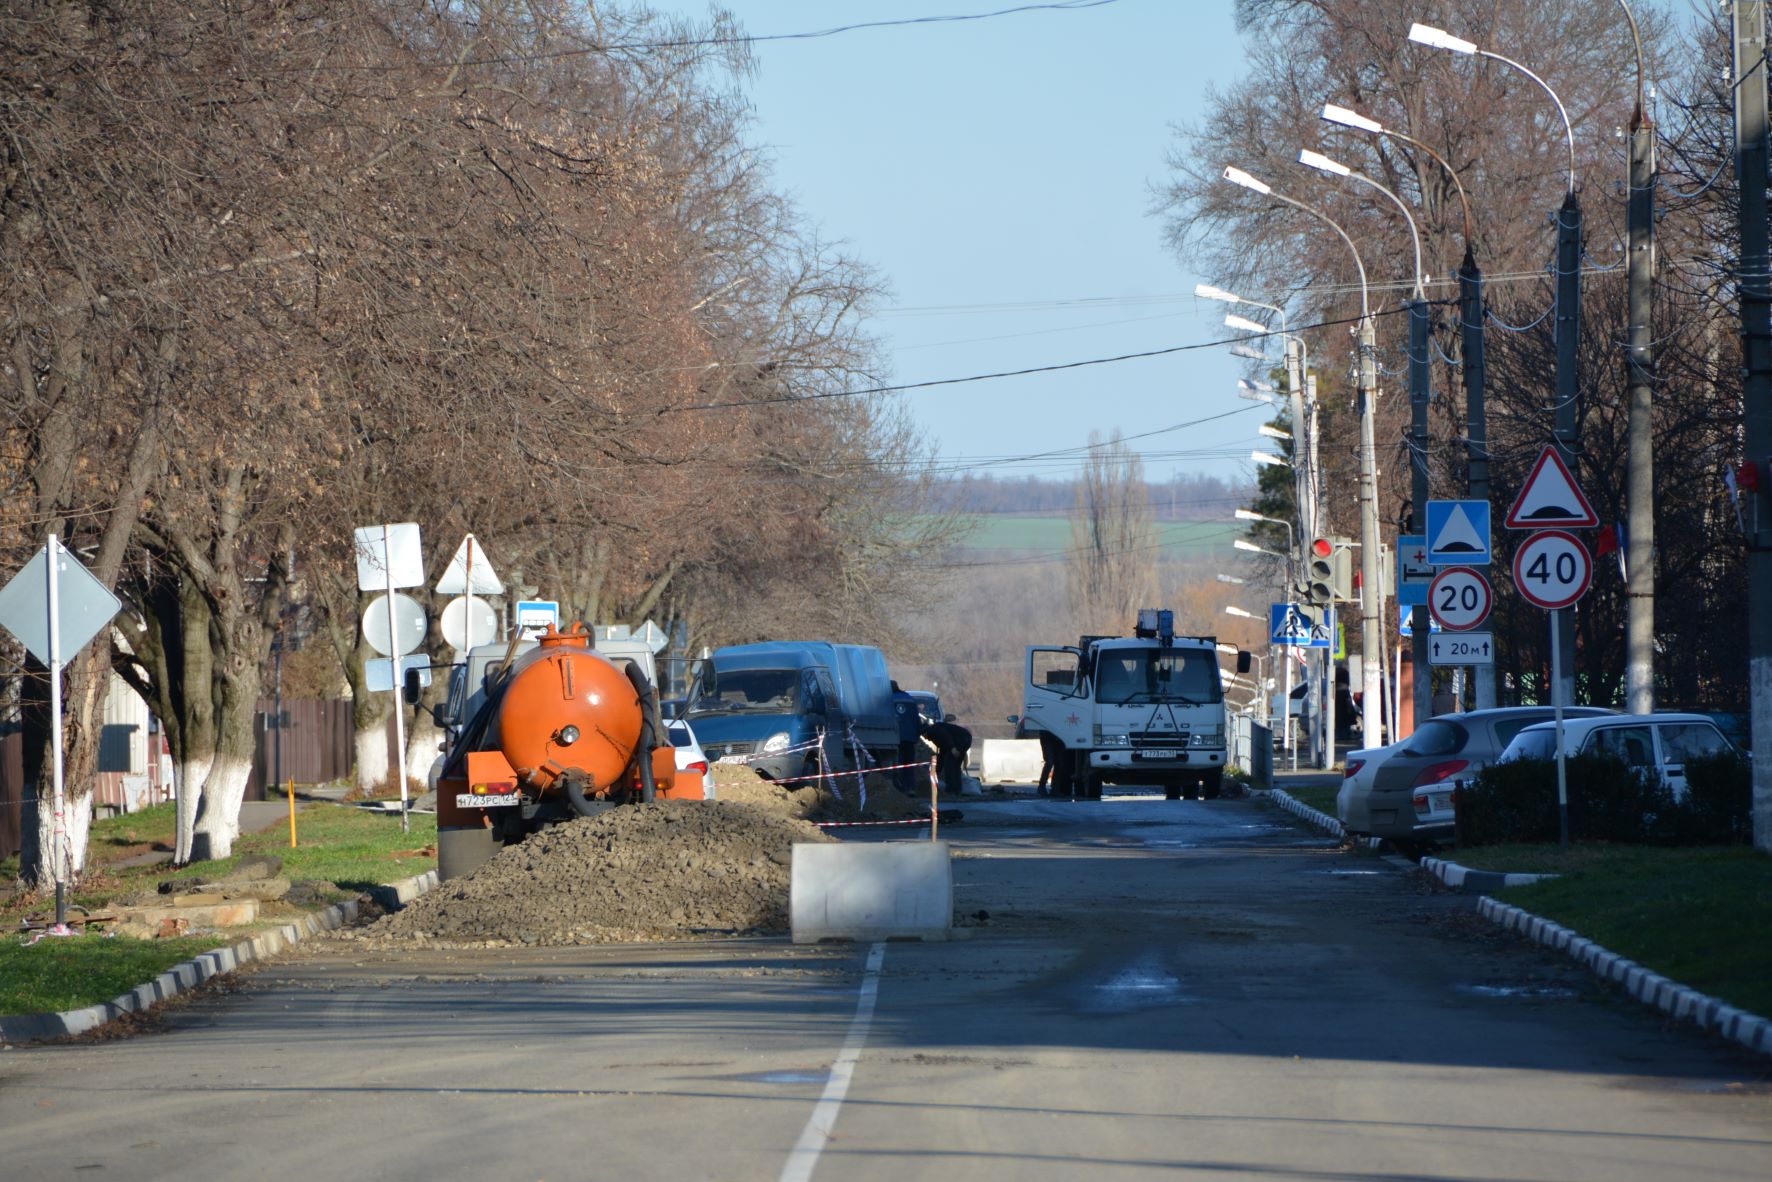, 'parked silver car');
1496,712,1737,802
1342,706,1615,849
